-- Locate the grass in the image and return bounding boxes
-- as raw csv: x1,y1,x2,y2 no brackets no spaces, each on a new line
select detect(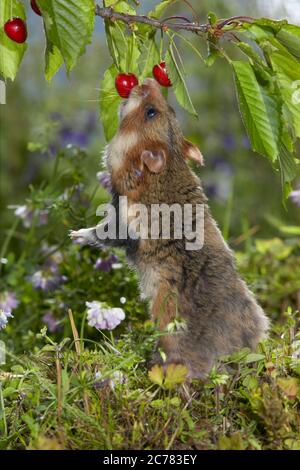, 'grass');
1,302,300,450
